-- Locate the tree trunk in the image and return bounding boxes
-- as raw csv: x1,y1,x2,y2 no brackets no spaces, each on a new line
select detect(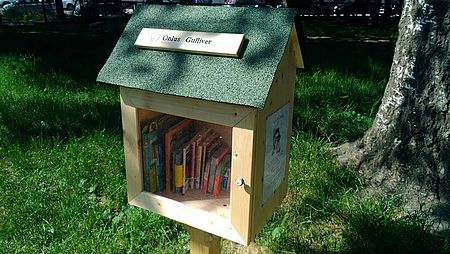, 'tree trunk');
335,0,450,230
